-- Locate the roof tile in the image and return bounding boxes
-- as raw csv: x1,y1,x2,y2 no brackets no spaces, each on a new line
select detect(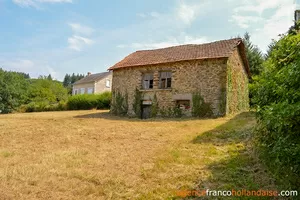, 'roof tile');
109,38,243,70
73,71,111,85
